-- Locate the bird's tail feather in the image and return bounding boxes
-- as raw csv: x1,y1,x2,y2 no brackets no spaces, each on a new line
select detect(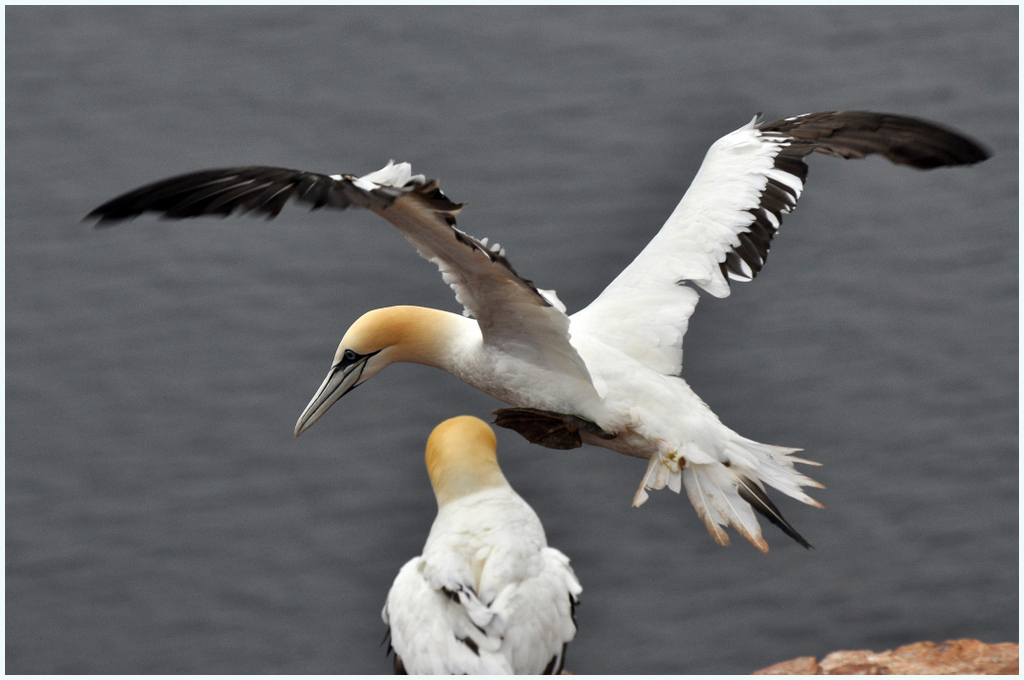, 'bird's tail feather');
633,438,822,552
